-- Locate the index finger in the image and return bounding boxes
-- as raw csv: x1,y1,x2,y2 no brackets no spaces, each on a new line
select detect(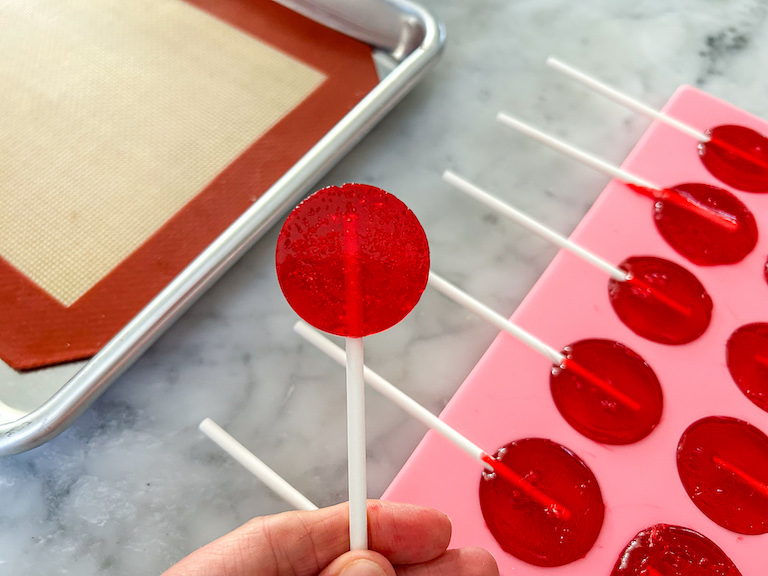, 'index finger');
162,500,452,576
